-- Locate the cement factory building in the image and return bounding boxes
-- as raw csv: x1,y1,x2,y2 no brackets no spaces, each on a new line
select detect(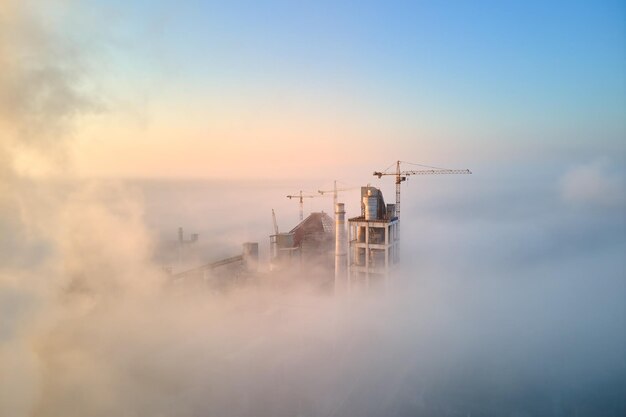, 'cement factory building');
334,186,399,292
270,211,335,272
167,160,469,294
349,186,399,289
